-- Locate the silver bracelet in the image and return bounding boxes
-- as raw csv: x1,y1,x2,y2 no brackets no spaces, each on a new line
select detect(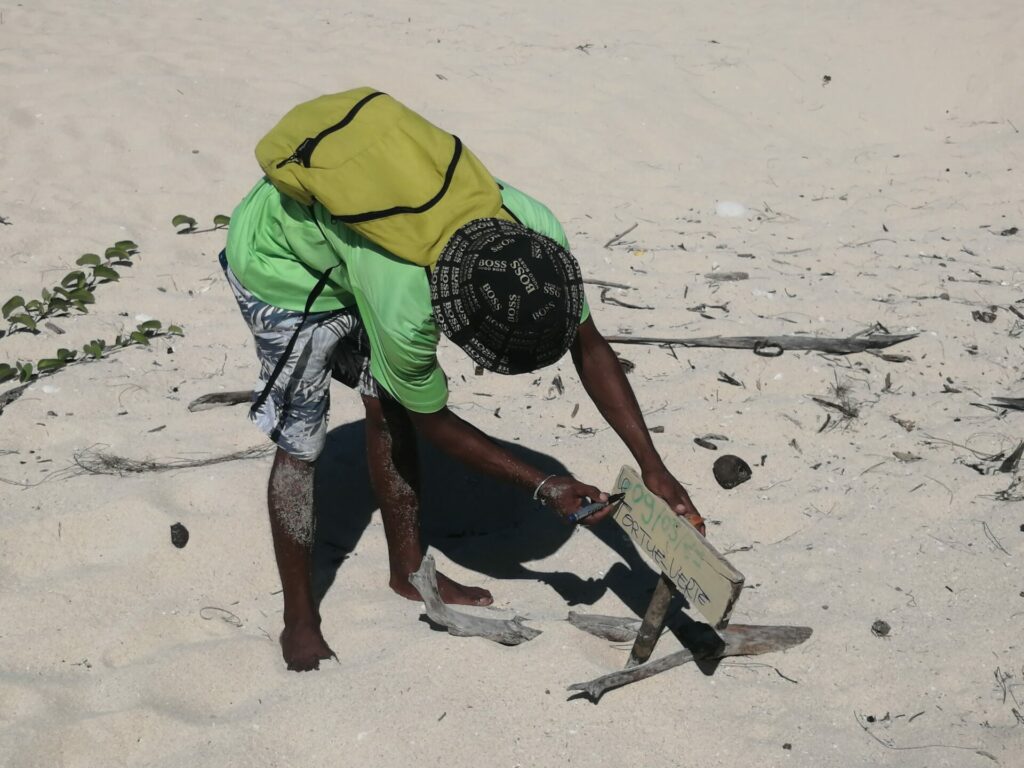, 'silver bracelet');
532,474,556,505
